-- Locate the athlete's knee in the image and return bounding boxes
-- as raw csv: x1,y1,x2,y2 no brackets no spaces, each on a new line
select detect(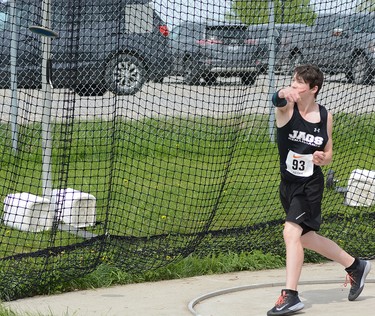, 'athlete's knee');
283,222,303,242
